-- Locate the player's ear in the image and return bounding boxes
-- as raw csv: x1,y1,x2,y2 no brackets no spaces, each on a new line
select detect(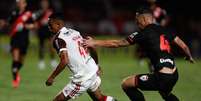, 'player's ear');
57,20,64,27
